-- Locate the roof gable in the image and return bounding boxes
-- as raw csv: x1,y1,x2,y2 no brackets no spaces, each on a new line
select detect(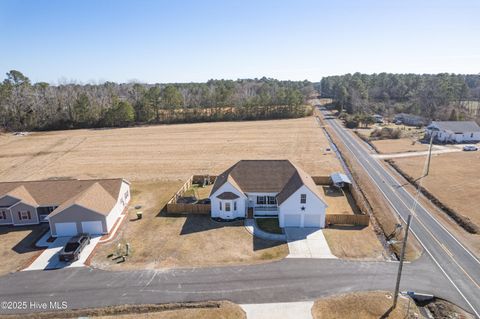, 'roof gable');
0,178,124,207
49,182,117,217
4,186,37,207
430,121,480,133
211,160,325,204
